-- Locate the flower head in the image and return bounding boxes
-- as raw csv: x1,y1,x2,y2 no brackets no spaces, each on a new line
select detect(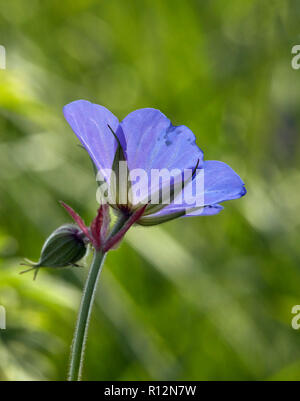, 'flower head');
63,100,246,226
